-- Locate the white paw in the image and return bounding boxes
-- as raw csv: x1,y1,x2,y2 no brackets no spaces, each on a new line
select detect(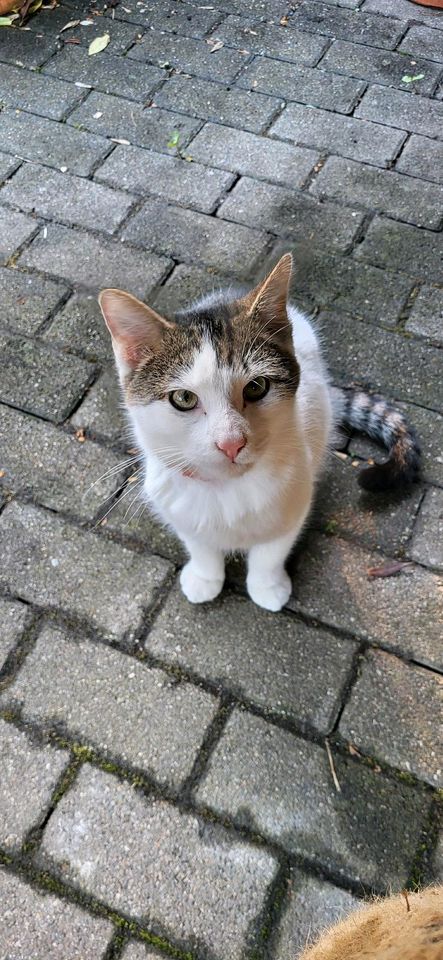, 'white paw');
247,571,292,612
180,563,224,604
